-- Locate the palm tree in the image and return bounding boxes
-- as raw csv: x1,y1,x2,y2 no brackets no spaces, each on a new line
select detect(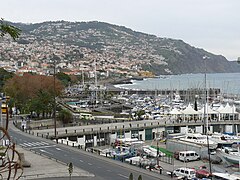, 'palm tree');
0,18,21,40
